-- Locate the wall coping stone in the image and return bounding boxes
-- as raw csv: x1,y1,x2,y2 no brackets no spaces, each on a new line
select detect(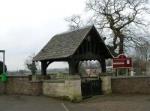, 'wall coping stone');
112,76,150,79
8,75,29,78
43,80,65,83
30,80,42,83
